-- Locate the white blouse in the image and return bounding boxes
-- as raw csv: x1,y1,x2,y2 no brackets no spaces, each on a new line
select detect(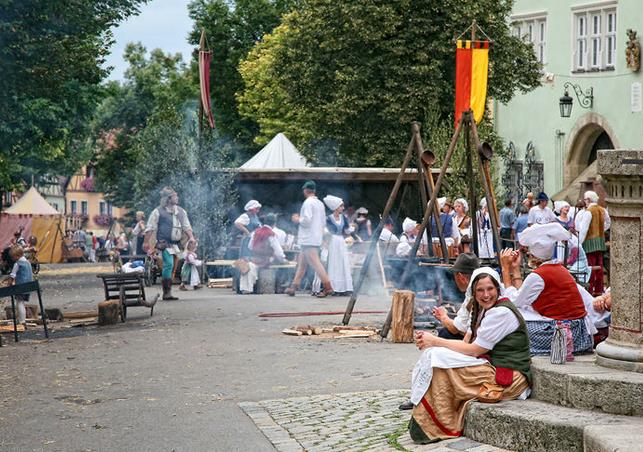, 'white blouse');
470,306,520,351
